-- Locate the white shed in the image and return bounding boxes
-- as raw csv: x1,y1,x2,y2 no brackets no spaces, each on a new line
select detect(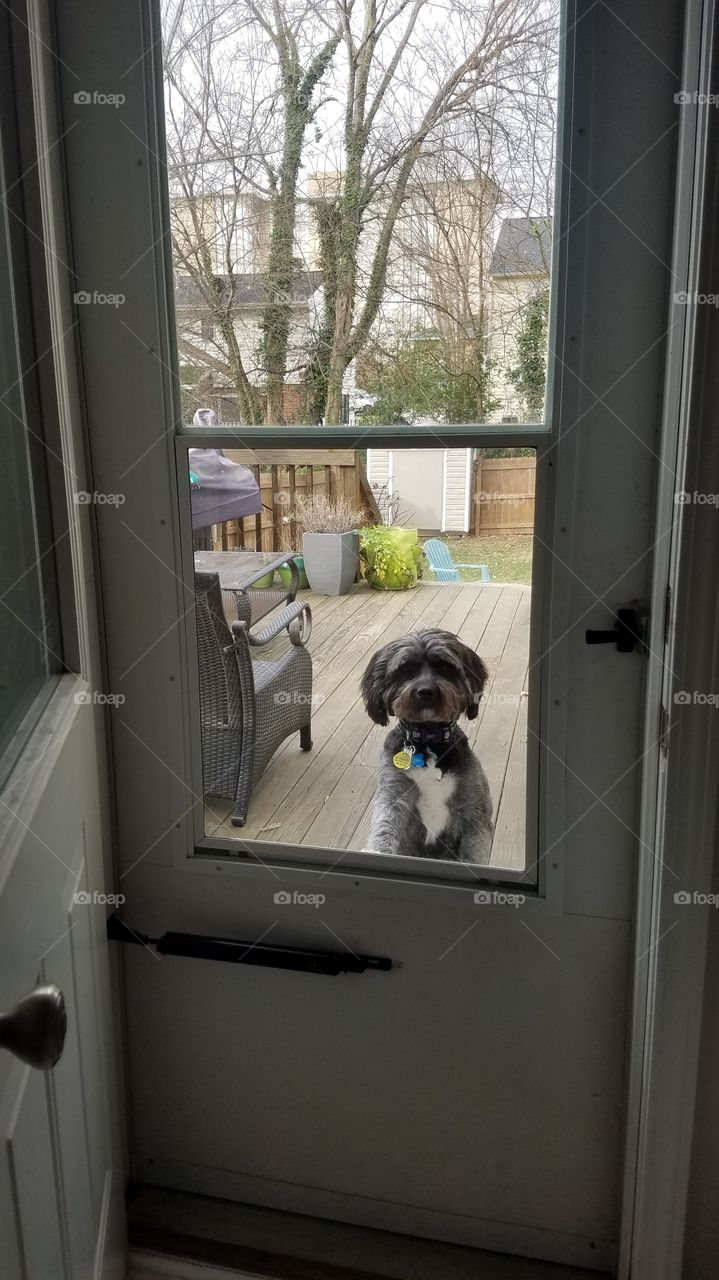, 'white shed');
366,448,474,533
